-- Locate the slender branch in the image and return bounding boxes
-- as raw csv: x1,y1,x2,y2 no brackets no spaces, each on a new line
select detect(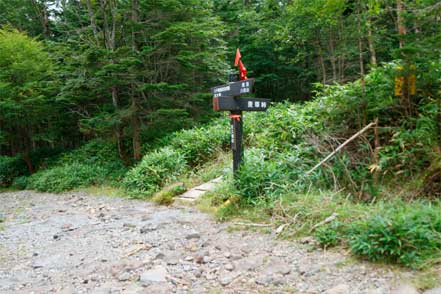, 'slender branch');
306,122,376,175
